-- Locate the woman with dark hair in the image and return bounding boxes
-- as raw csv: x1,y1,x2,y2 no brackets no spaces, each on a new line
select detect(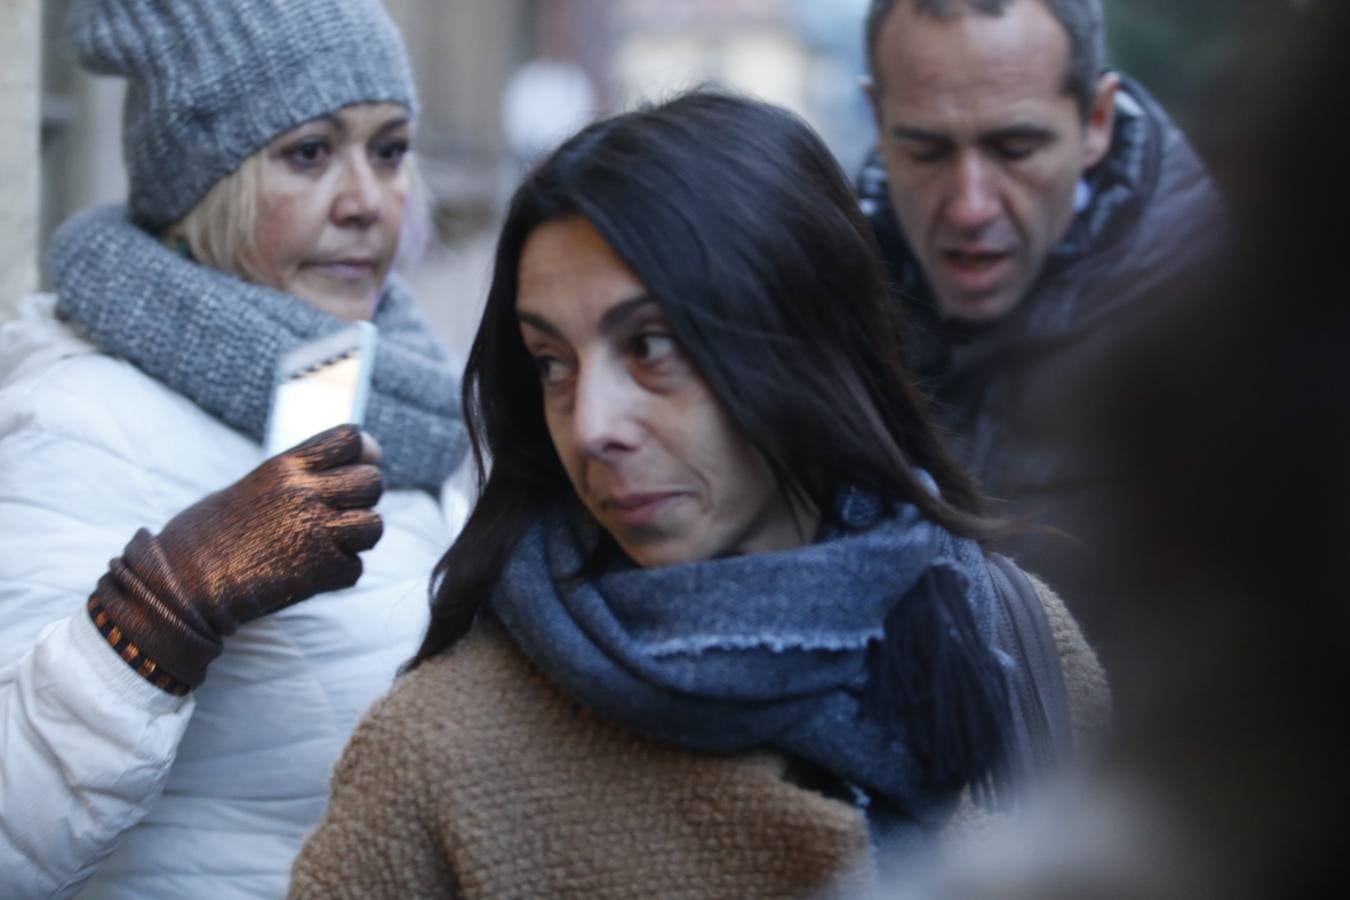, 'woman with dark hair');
291,91,1108,899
